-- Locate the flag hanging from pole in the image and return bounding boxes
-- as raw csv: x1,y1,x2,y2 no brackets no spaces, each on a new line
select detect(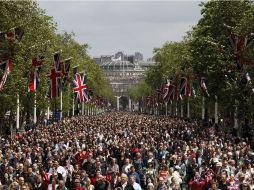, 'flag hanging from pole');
28,68,40,93
0,59,12,91
5,27,24,42
73,73,89,103
186,76,191,97
156,86,163,104
179,77,187,98
53,52,61,71
173,81,178,100
28,56,43,93
163,79,171,102
200,77,210,97
61,58,71,85
88,88,93,102
47,67,62,98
